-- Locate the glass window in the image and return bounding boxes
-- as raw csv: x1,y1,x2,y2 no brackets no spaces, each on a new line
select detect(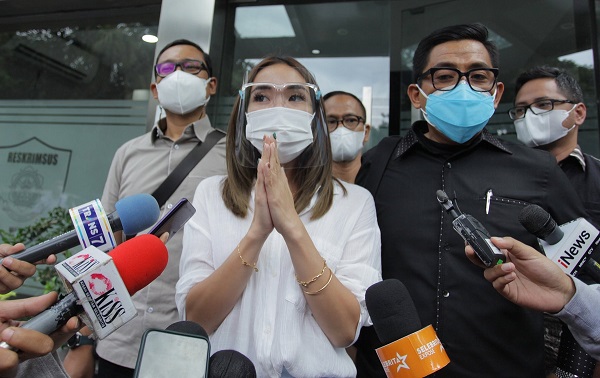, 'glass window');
0,4,160,241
